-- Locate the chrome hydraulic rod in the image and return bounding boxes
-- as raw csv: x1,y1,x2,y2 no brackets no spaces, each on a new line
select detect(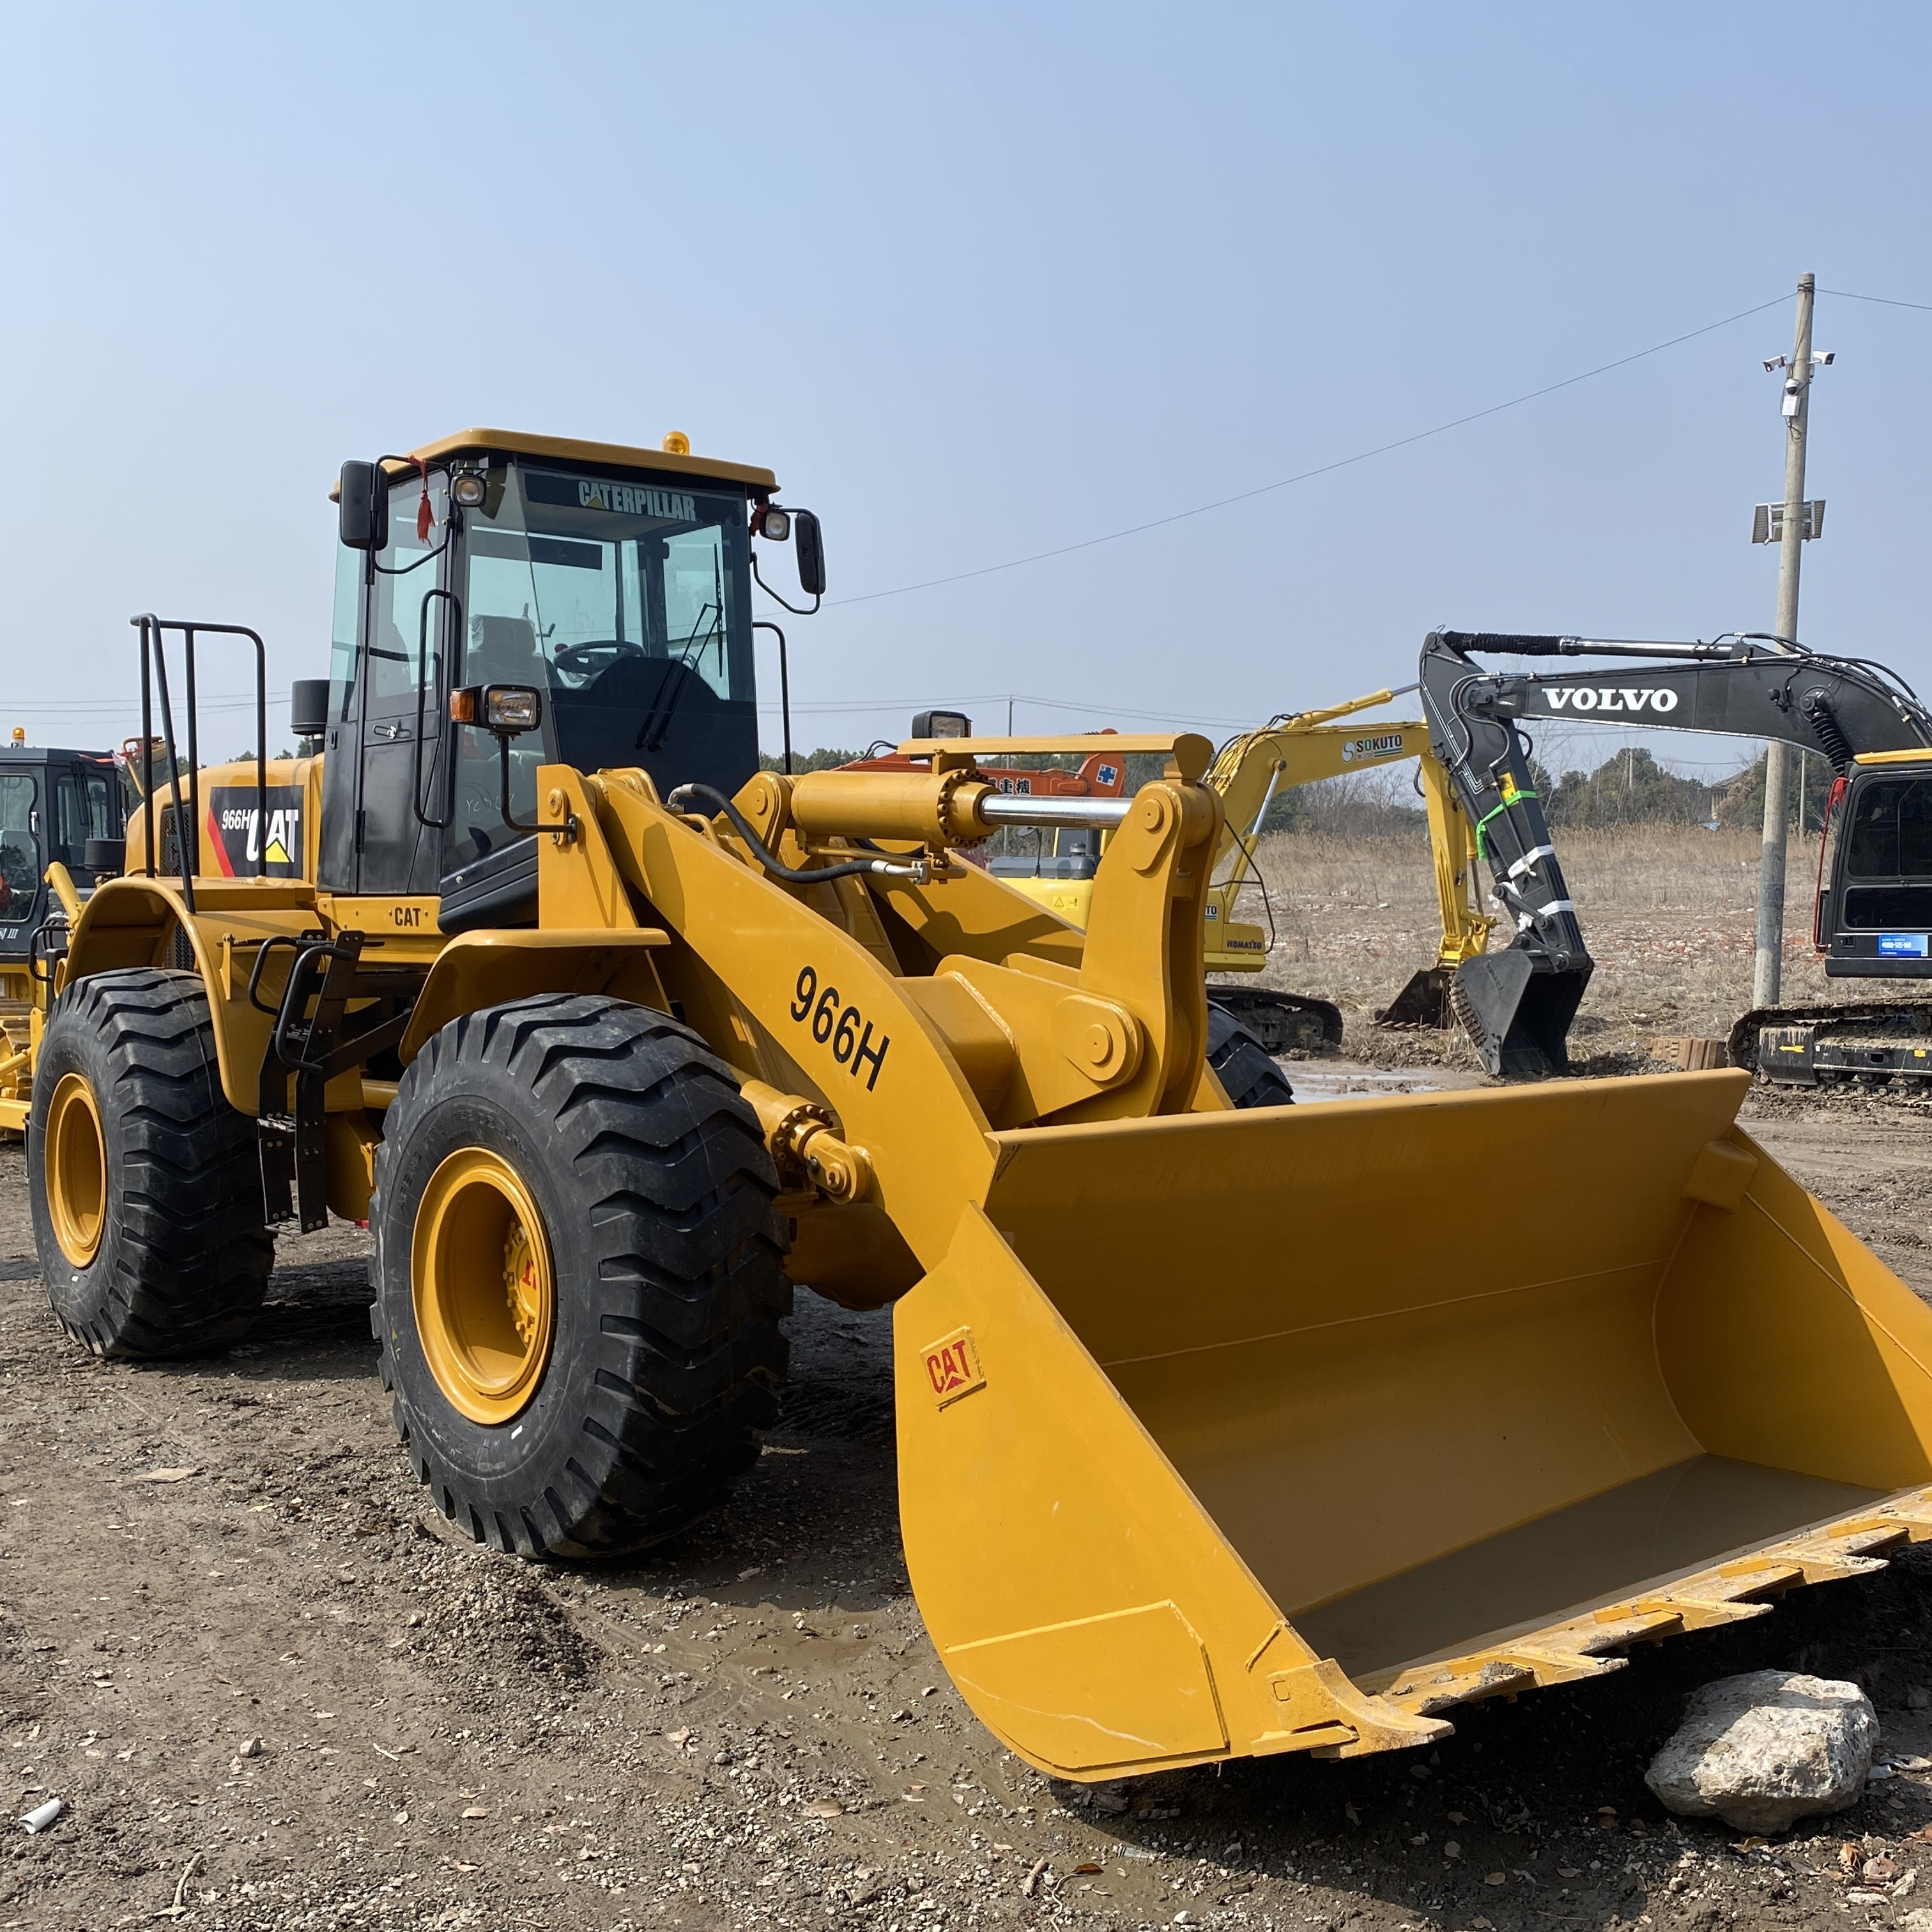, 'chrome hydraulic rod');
975,794,1135,830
